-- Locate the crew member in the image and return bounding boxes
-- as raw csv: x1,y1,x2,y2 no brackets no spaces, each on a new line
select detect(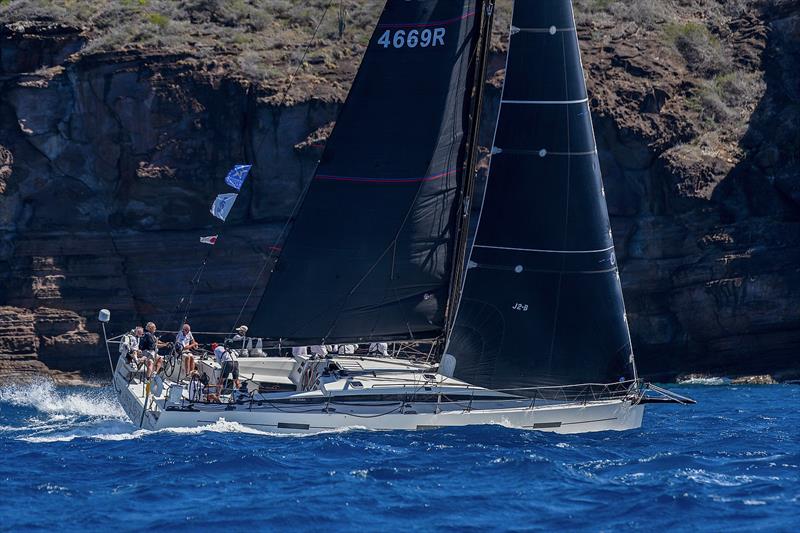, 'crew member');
121,326,147,371
175,323,199,374
215,345,240,392
141,322,168,377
